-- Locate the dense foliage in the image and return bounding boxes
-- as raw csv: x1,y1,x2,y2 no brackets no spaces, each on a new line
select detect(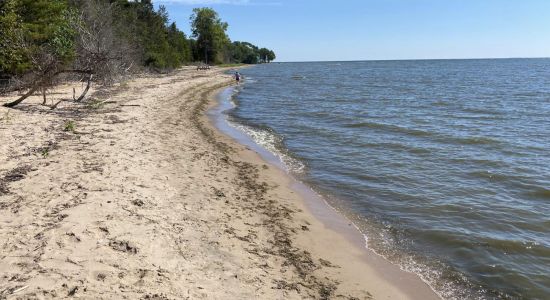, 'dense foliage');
0,0,77,76
190,7,229,65
0,0,275,82
229,42,275,64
